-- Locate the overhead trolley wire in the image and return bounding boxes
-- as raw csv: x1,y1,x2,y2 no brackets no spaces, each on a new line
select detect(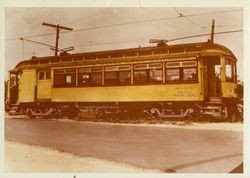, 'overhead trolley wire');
5,9,242,41
174,8,206,29
168,29,243,42
73,29,243,48
74,39,147,47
